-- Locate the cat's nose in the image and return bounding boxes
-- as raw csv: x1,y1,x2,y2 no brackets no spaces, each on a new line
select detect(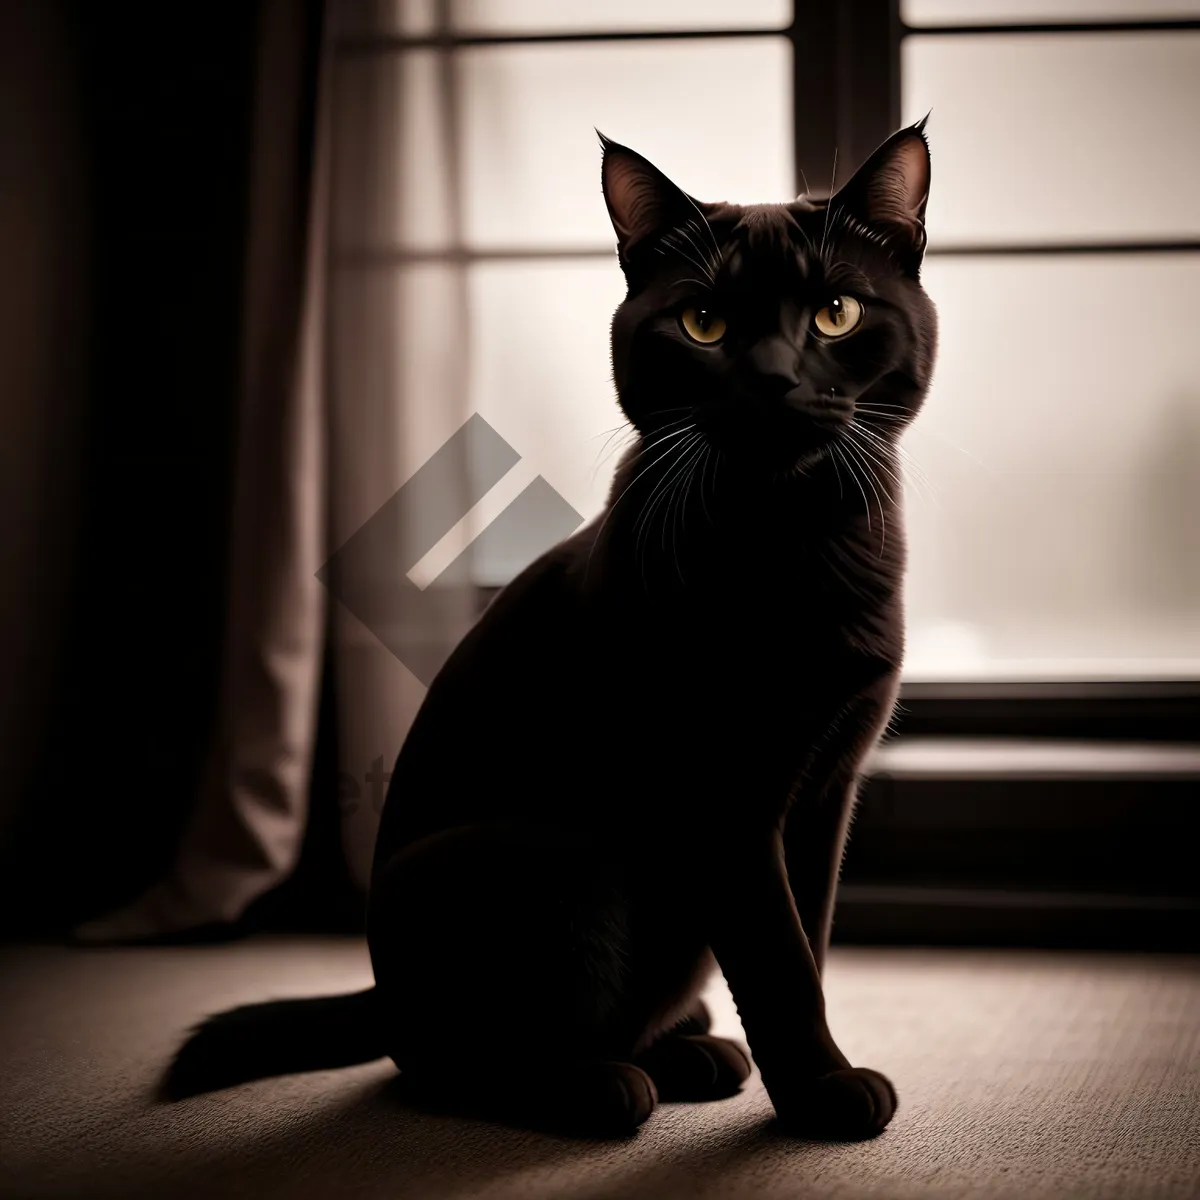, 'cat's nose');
748,336,801,383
